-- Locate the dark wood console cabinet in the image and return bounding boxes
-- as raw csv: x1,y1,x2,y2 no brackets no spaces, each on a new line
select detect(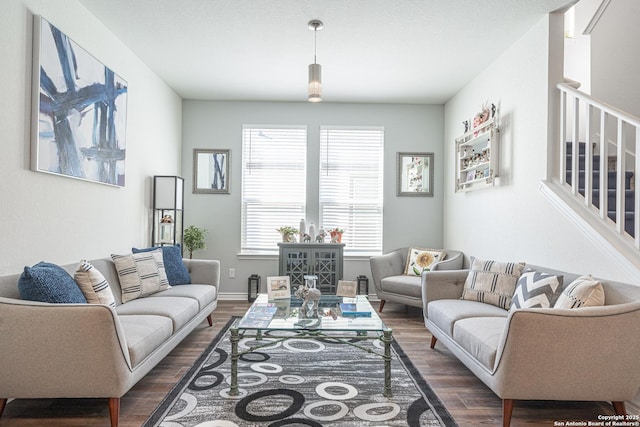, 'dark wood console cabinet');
277,243,344,294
